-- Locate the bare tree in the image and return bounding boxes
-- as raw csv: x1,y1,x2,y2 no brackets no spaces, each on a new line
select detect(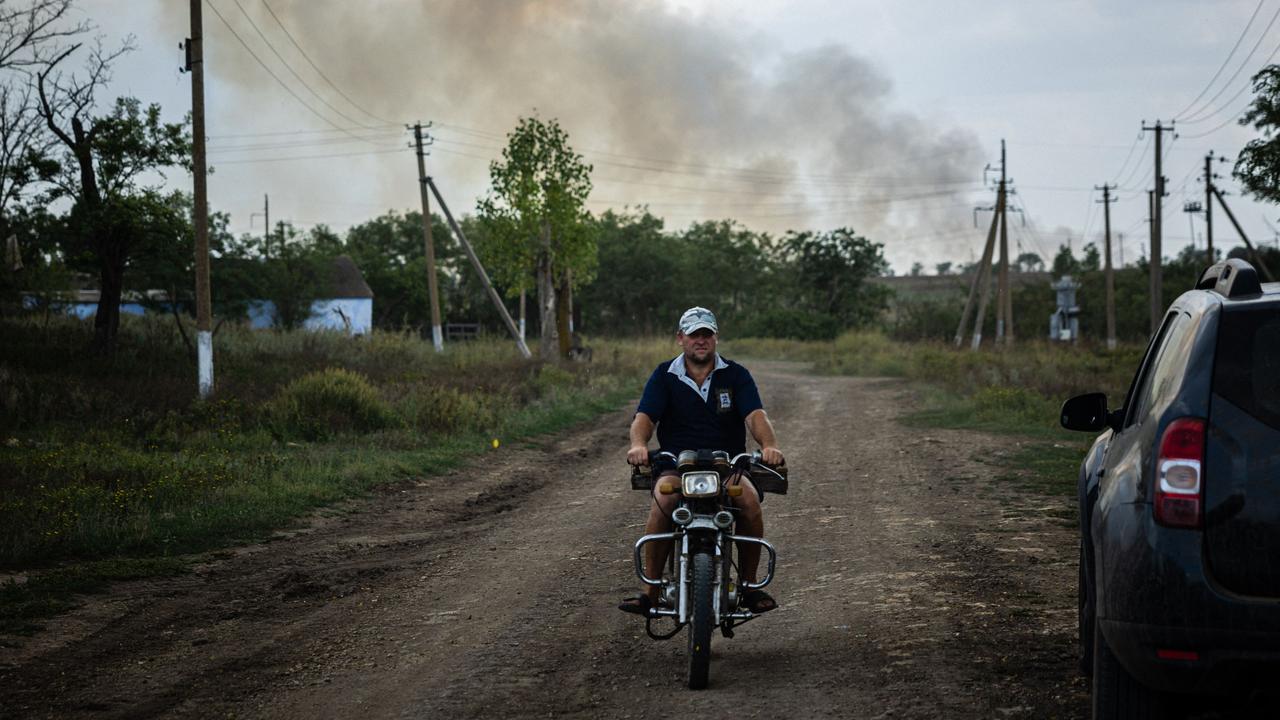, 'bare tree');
0,1,87,227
